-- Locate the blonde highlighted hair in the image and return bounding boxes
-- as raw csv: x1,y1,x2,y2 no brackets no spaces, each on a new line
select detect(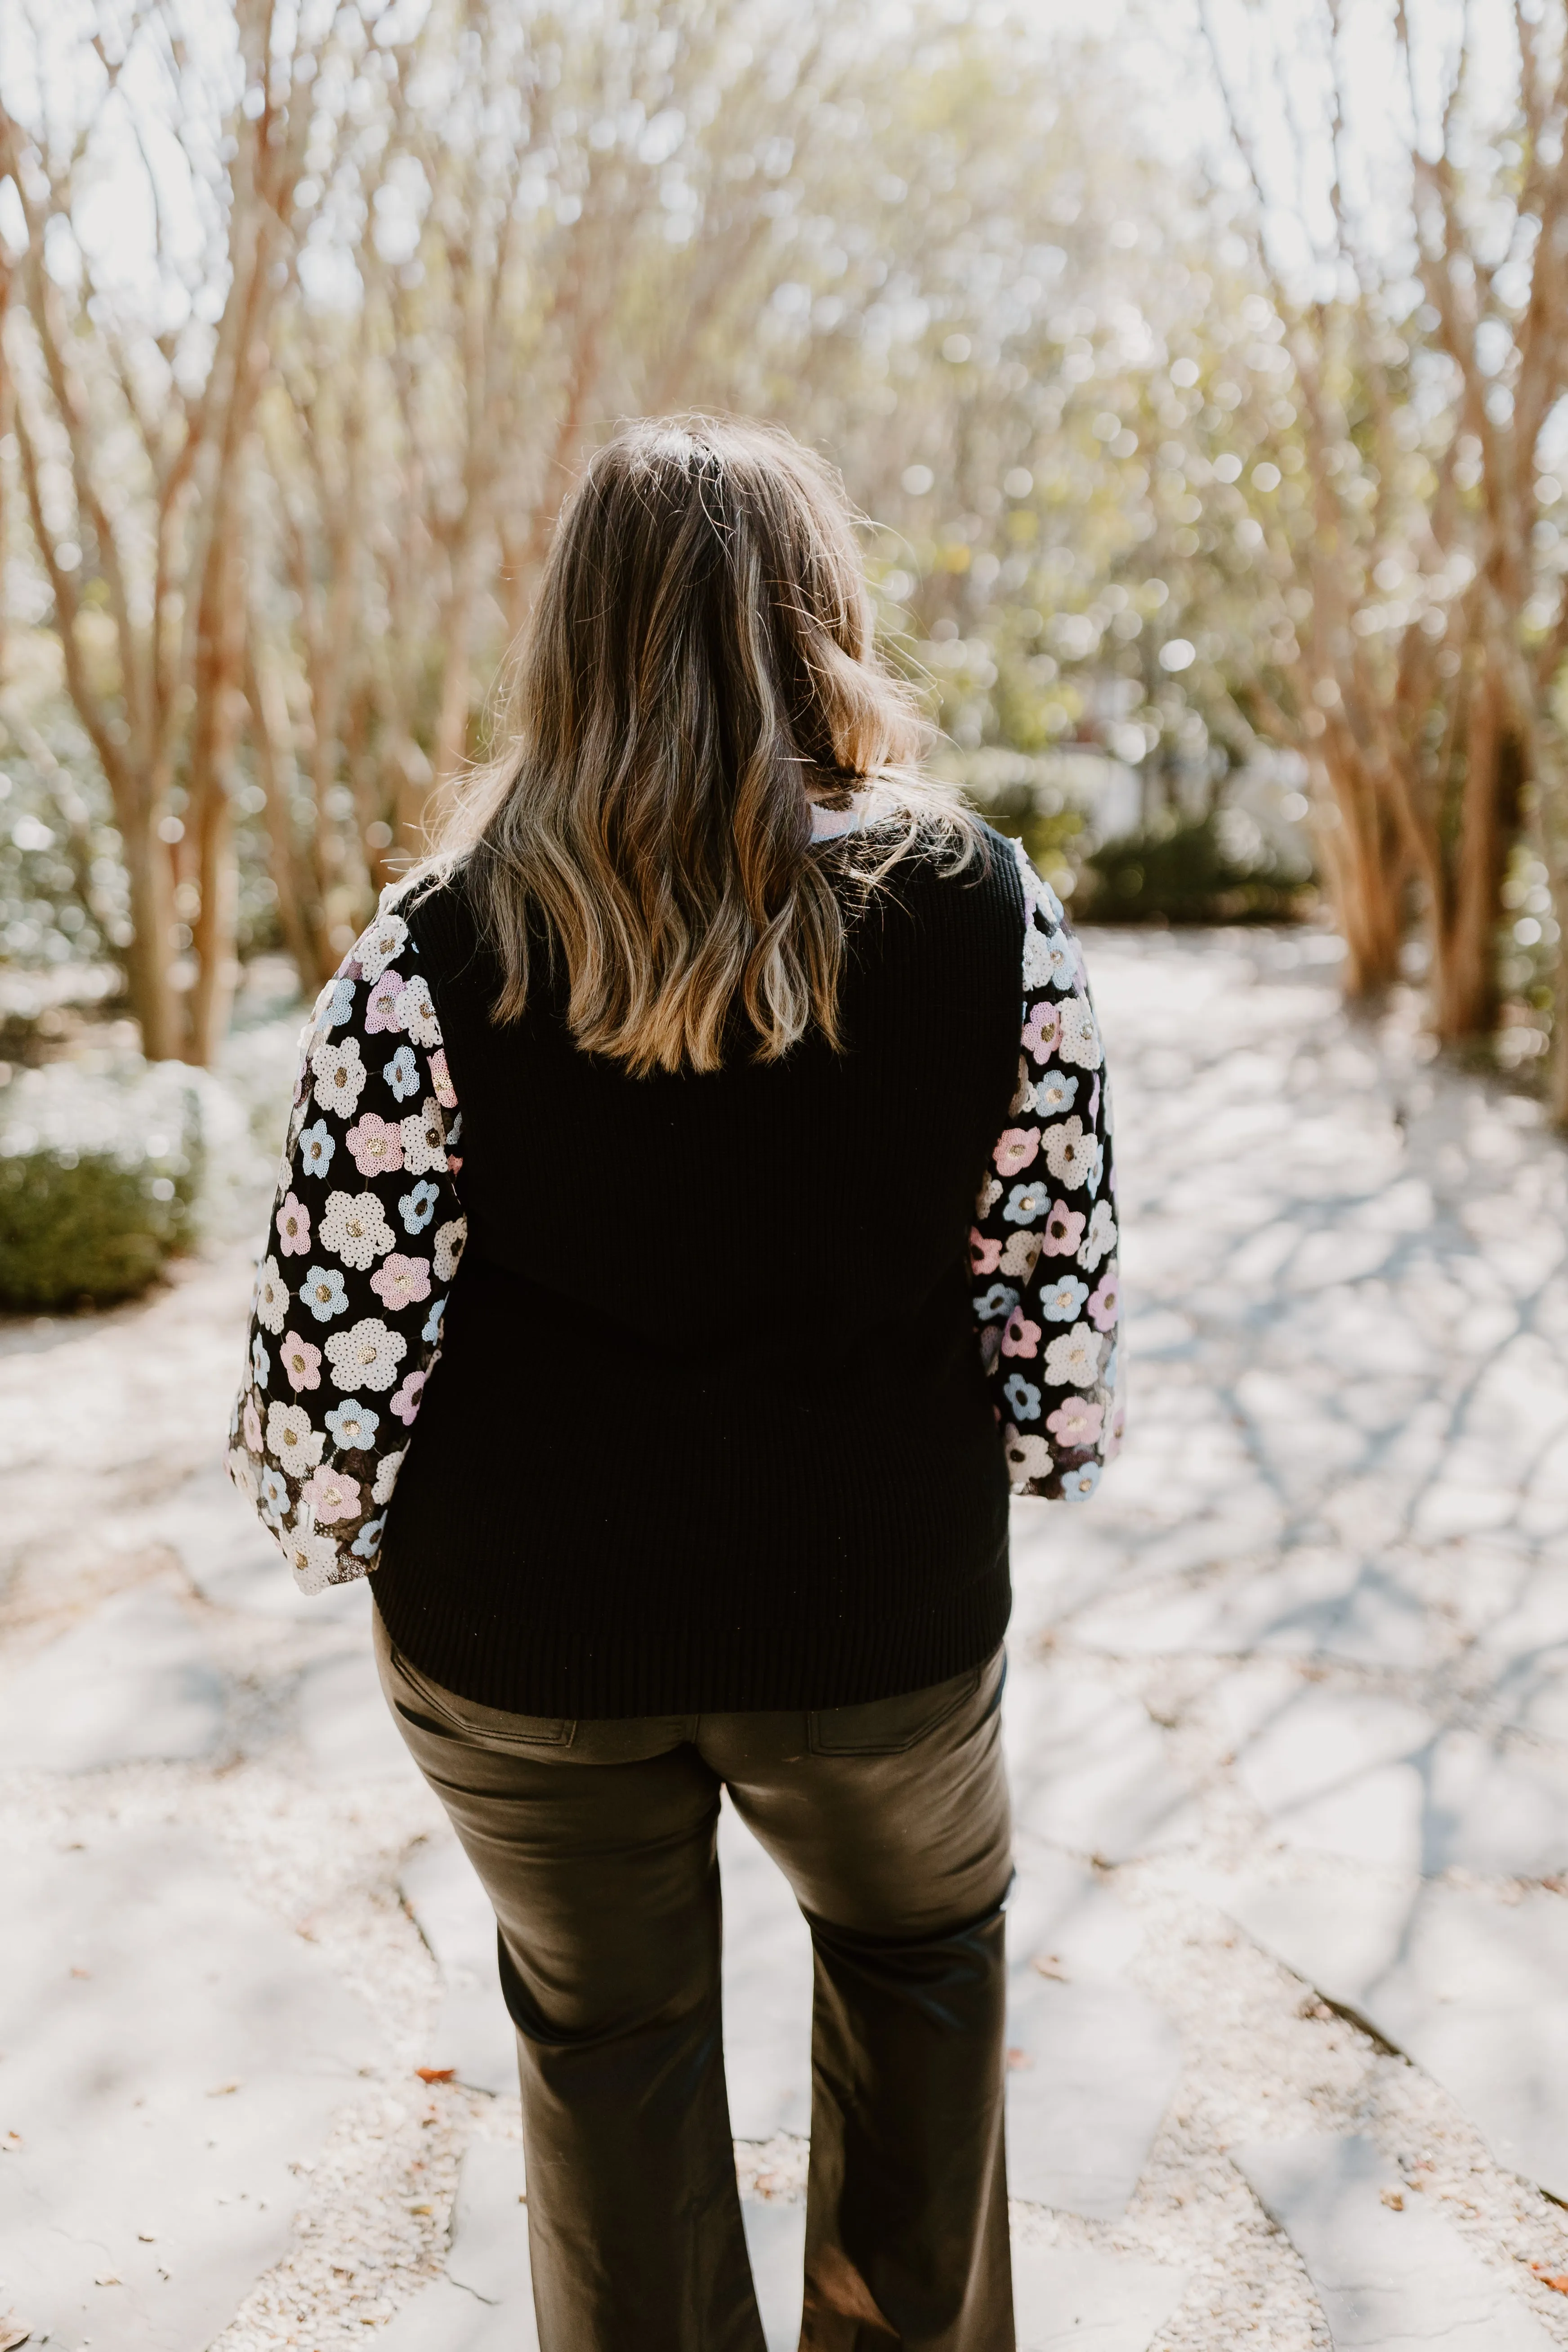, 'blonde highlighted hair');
428,414,980,1074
